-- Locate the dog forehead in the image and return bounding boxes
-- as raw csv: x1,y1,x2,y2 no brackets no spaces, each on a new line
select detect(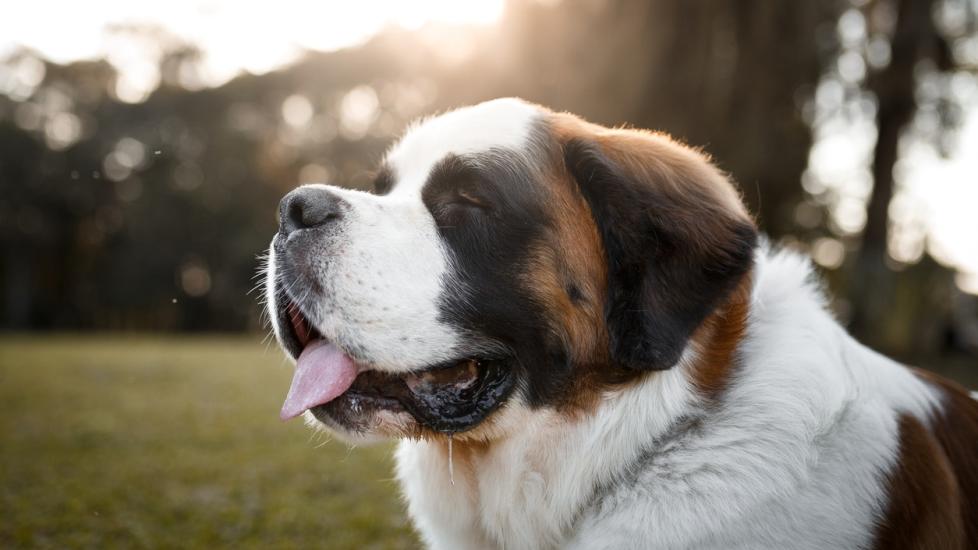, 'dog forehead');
385,98,541,194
